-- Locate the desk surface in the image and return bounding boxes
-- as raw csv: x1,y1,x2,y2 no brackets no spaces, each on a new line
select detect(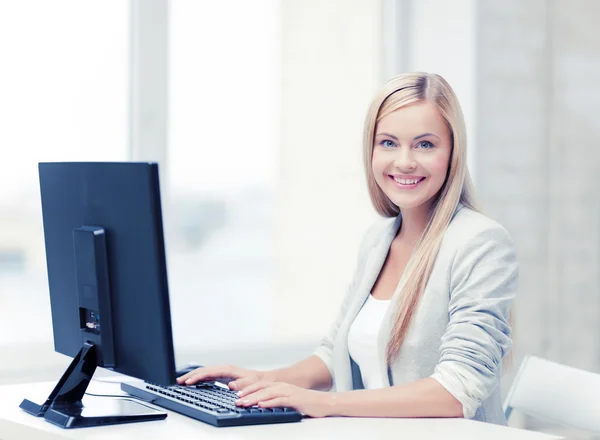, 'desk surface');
0,380,563,440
